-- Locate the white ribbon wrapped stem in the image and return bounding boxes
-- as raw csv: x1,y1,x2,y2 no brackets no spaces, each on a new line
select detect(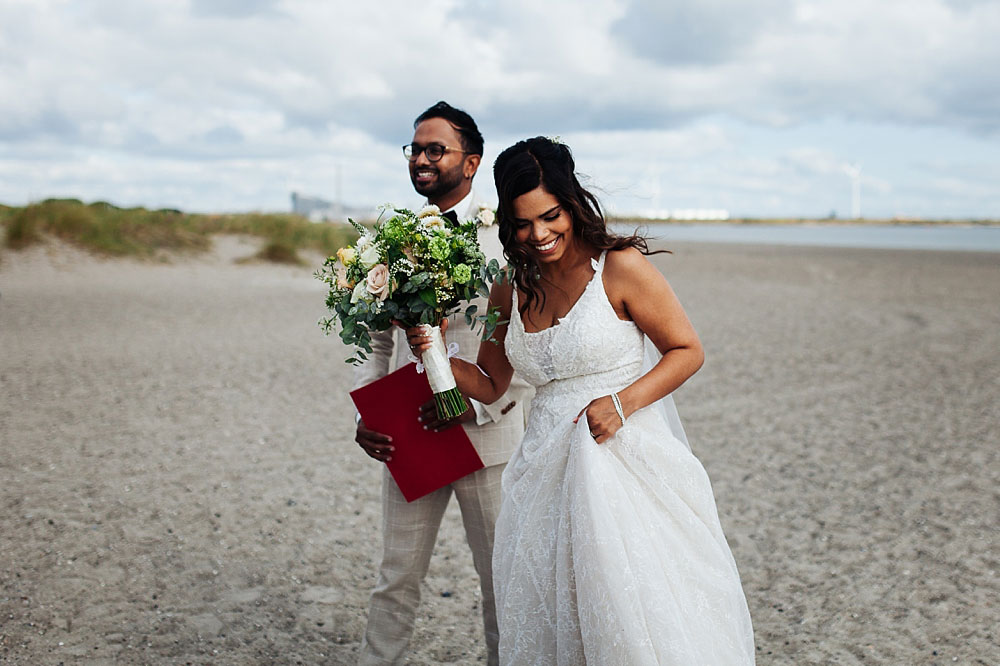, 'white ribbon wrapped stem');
418,325,457,393
409,338,459,375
